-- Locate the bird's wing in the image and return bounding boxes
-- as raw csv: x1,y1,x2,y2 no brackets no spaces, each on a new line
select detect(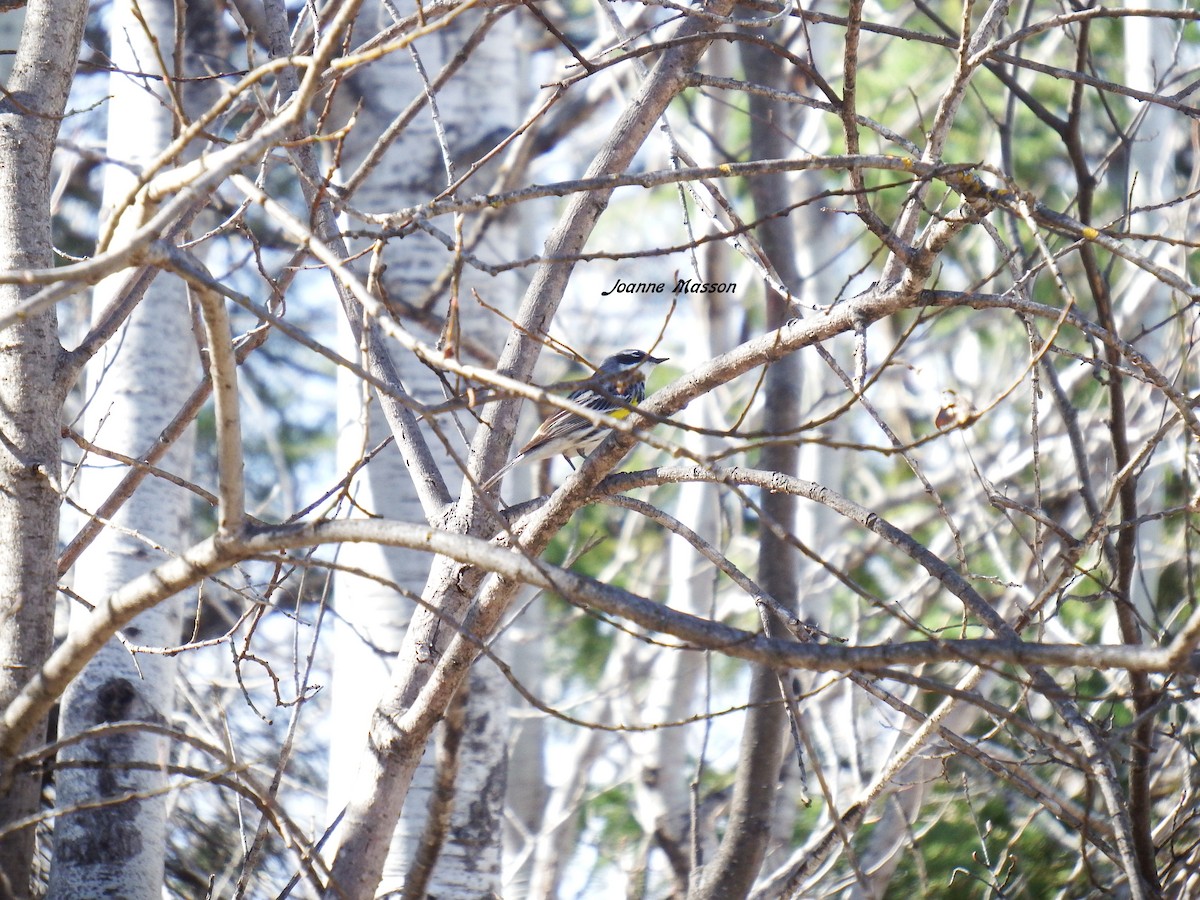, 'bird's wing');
517,407,586,455
516,387,611,453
